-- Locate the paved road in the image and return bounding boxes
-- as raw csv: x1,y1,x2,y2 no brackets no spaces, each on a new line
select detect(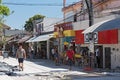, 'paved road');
74,76,120,80
0,56,120,80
